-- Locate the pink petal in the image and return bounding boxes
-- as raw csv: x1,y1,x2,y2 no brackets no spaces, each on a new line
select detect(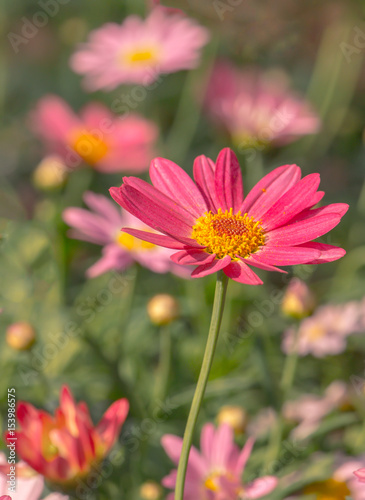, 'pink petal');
122,227,202,249
223,261,263,285
171,249,215,266
244,476,278,498
267,213,342,246
243,255,287,274
191,255,231,278
210,424,235,469
161,436,206,476
200,423,215,461
114,185,193,238
150,157,207,217
296,242,346,264
234,437,255,475
253,246,321,265
86,244,133,278
241,164,301,218
123,176,196,224
261,173,321,231
214,148,244,213
193,155,219,212
96,399,129,454
286,202,349,224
